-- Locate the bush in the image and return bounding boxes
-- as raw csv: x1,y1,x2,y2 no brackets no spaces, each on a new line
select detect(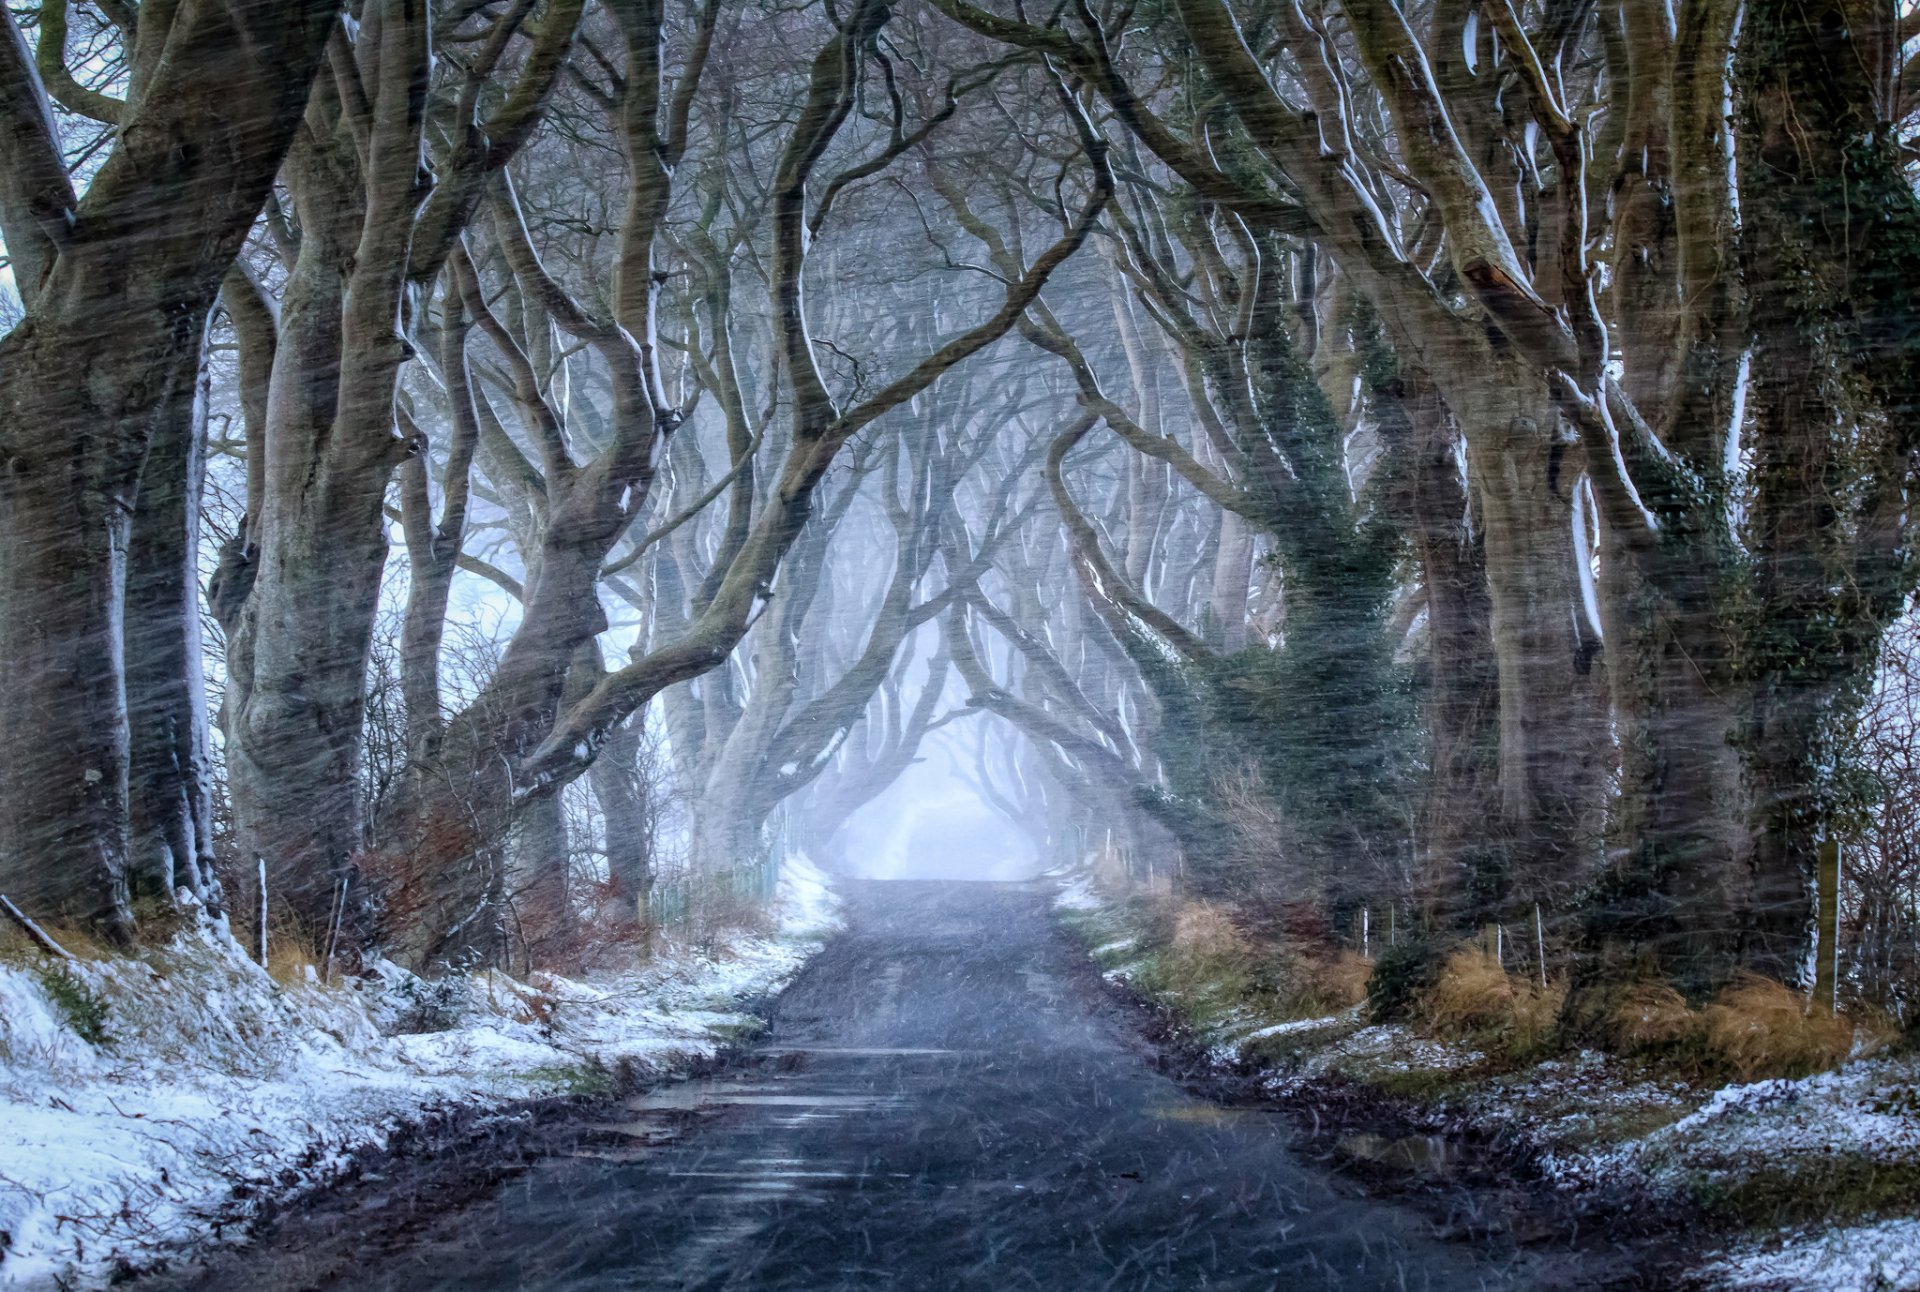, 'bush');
1607,981,1698,1054
1131,899,1371,1030
1602,974,1862,1079
37,964,112,1047
1367,938,1442,1022
385,973,472,1034
1702,975,1855,1081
